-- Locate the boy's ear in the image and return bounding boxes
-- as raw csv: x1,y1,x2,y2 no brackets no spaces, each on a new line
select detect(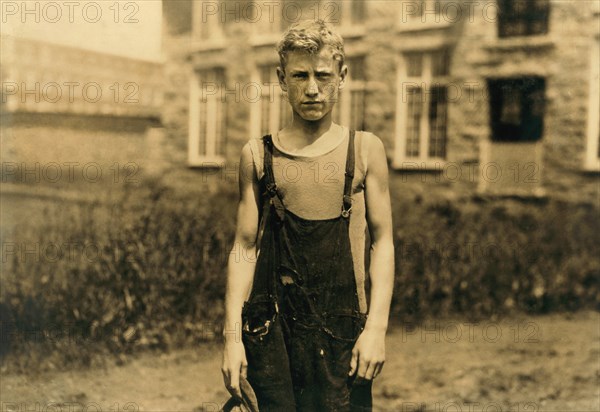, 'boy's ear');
338,63,348,91
277,67,288,92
